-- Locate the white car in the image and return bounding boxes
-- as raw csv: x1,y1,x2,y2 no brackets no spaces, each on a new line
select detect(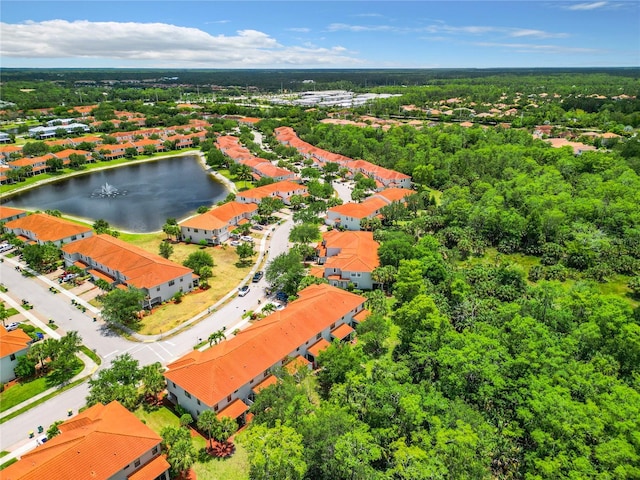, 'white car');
230,240,241,247
6,322,20,332
0,243,12,253
240,235,254,242
238,286,250,297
